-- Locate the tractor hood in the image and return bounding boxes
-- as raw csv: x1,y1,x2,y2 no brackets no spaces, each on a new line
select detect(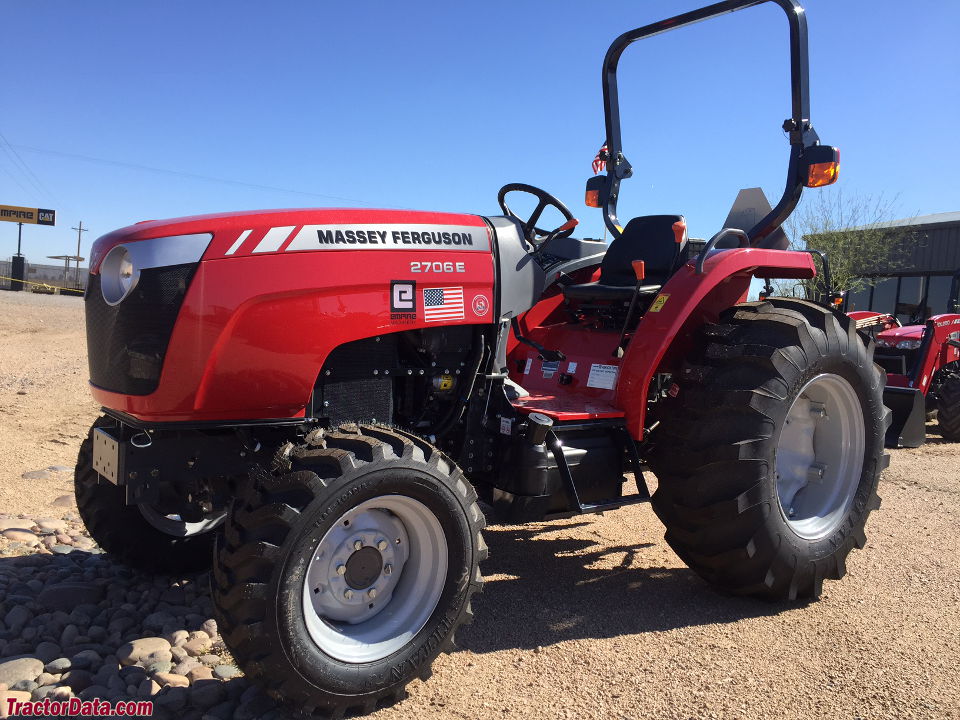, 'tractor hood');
89,208,490,273
877,325,924,342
